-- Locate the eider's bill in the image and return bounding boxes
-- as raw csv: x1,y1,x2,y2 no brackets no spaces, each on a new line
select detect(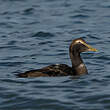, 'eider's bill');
82,42,98,52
